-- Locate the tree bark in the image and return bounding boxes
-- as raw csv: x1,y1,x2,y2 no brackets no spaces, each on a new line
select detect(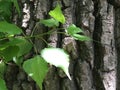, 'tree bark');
5,0,119,90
